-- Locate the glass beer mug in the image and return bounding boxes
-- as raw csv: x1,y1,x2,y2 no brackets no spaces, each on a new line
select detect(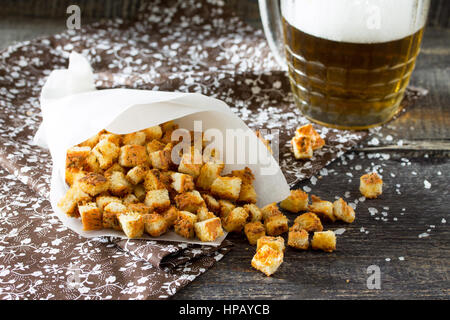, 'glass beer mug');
259,0,430,129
